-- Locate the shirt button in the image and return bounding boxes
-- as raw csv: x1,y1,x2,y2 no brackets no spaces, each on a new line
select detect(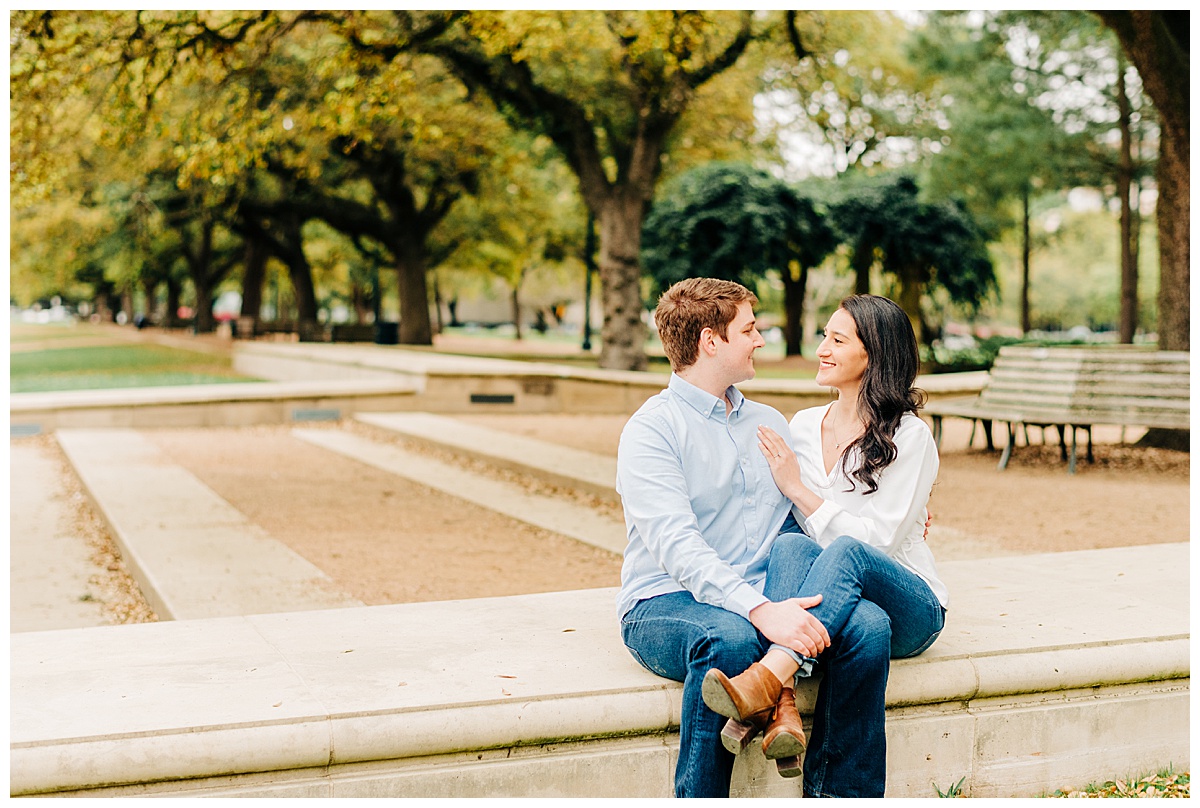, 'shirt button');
745,497,753,505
